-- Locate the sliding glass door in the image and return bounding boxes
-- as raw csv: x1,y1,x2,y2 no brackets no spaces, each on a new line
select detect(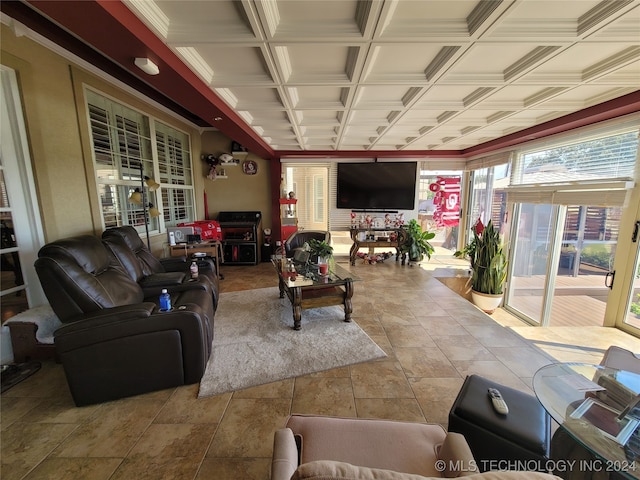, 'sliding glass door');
612,187,640,335
503,125,637,329
506,203,622,327
506,204,557,325
549,206,620,327
622,236,640,331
